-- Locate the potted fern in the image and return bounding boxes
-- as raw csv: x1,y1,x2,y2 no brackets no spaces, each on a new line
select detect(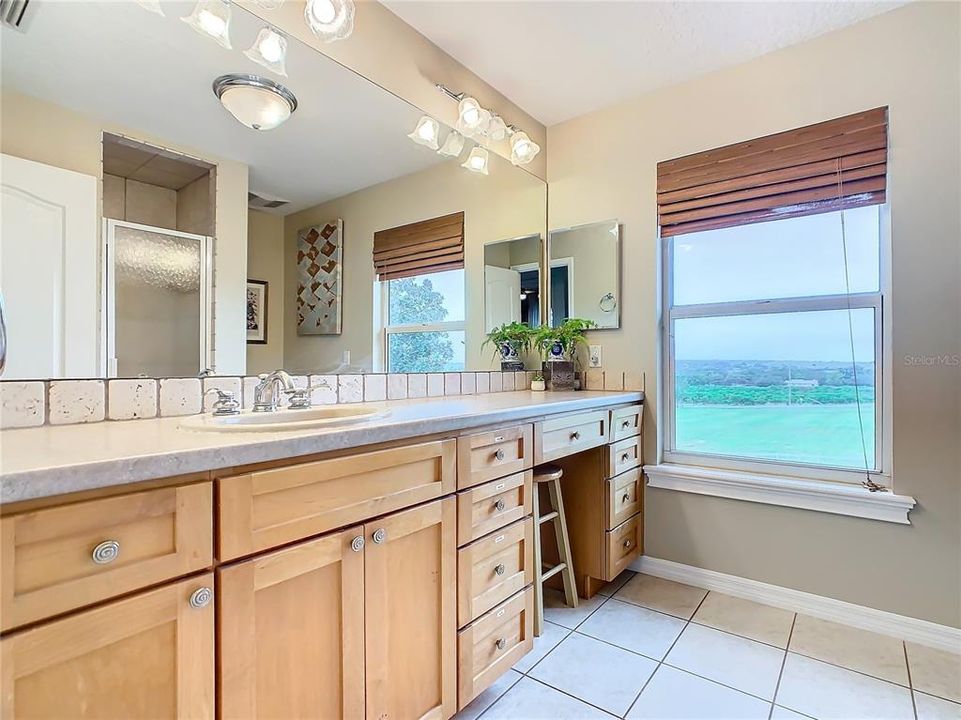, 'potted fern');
532,319,596,389
483,321,533,371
